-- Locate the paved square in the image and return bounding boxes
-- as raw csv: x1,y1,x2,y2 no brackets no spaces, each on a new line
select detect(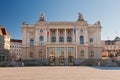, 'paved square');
0,67,120,80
